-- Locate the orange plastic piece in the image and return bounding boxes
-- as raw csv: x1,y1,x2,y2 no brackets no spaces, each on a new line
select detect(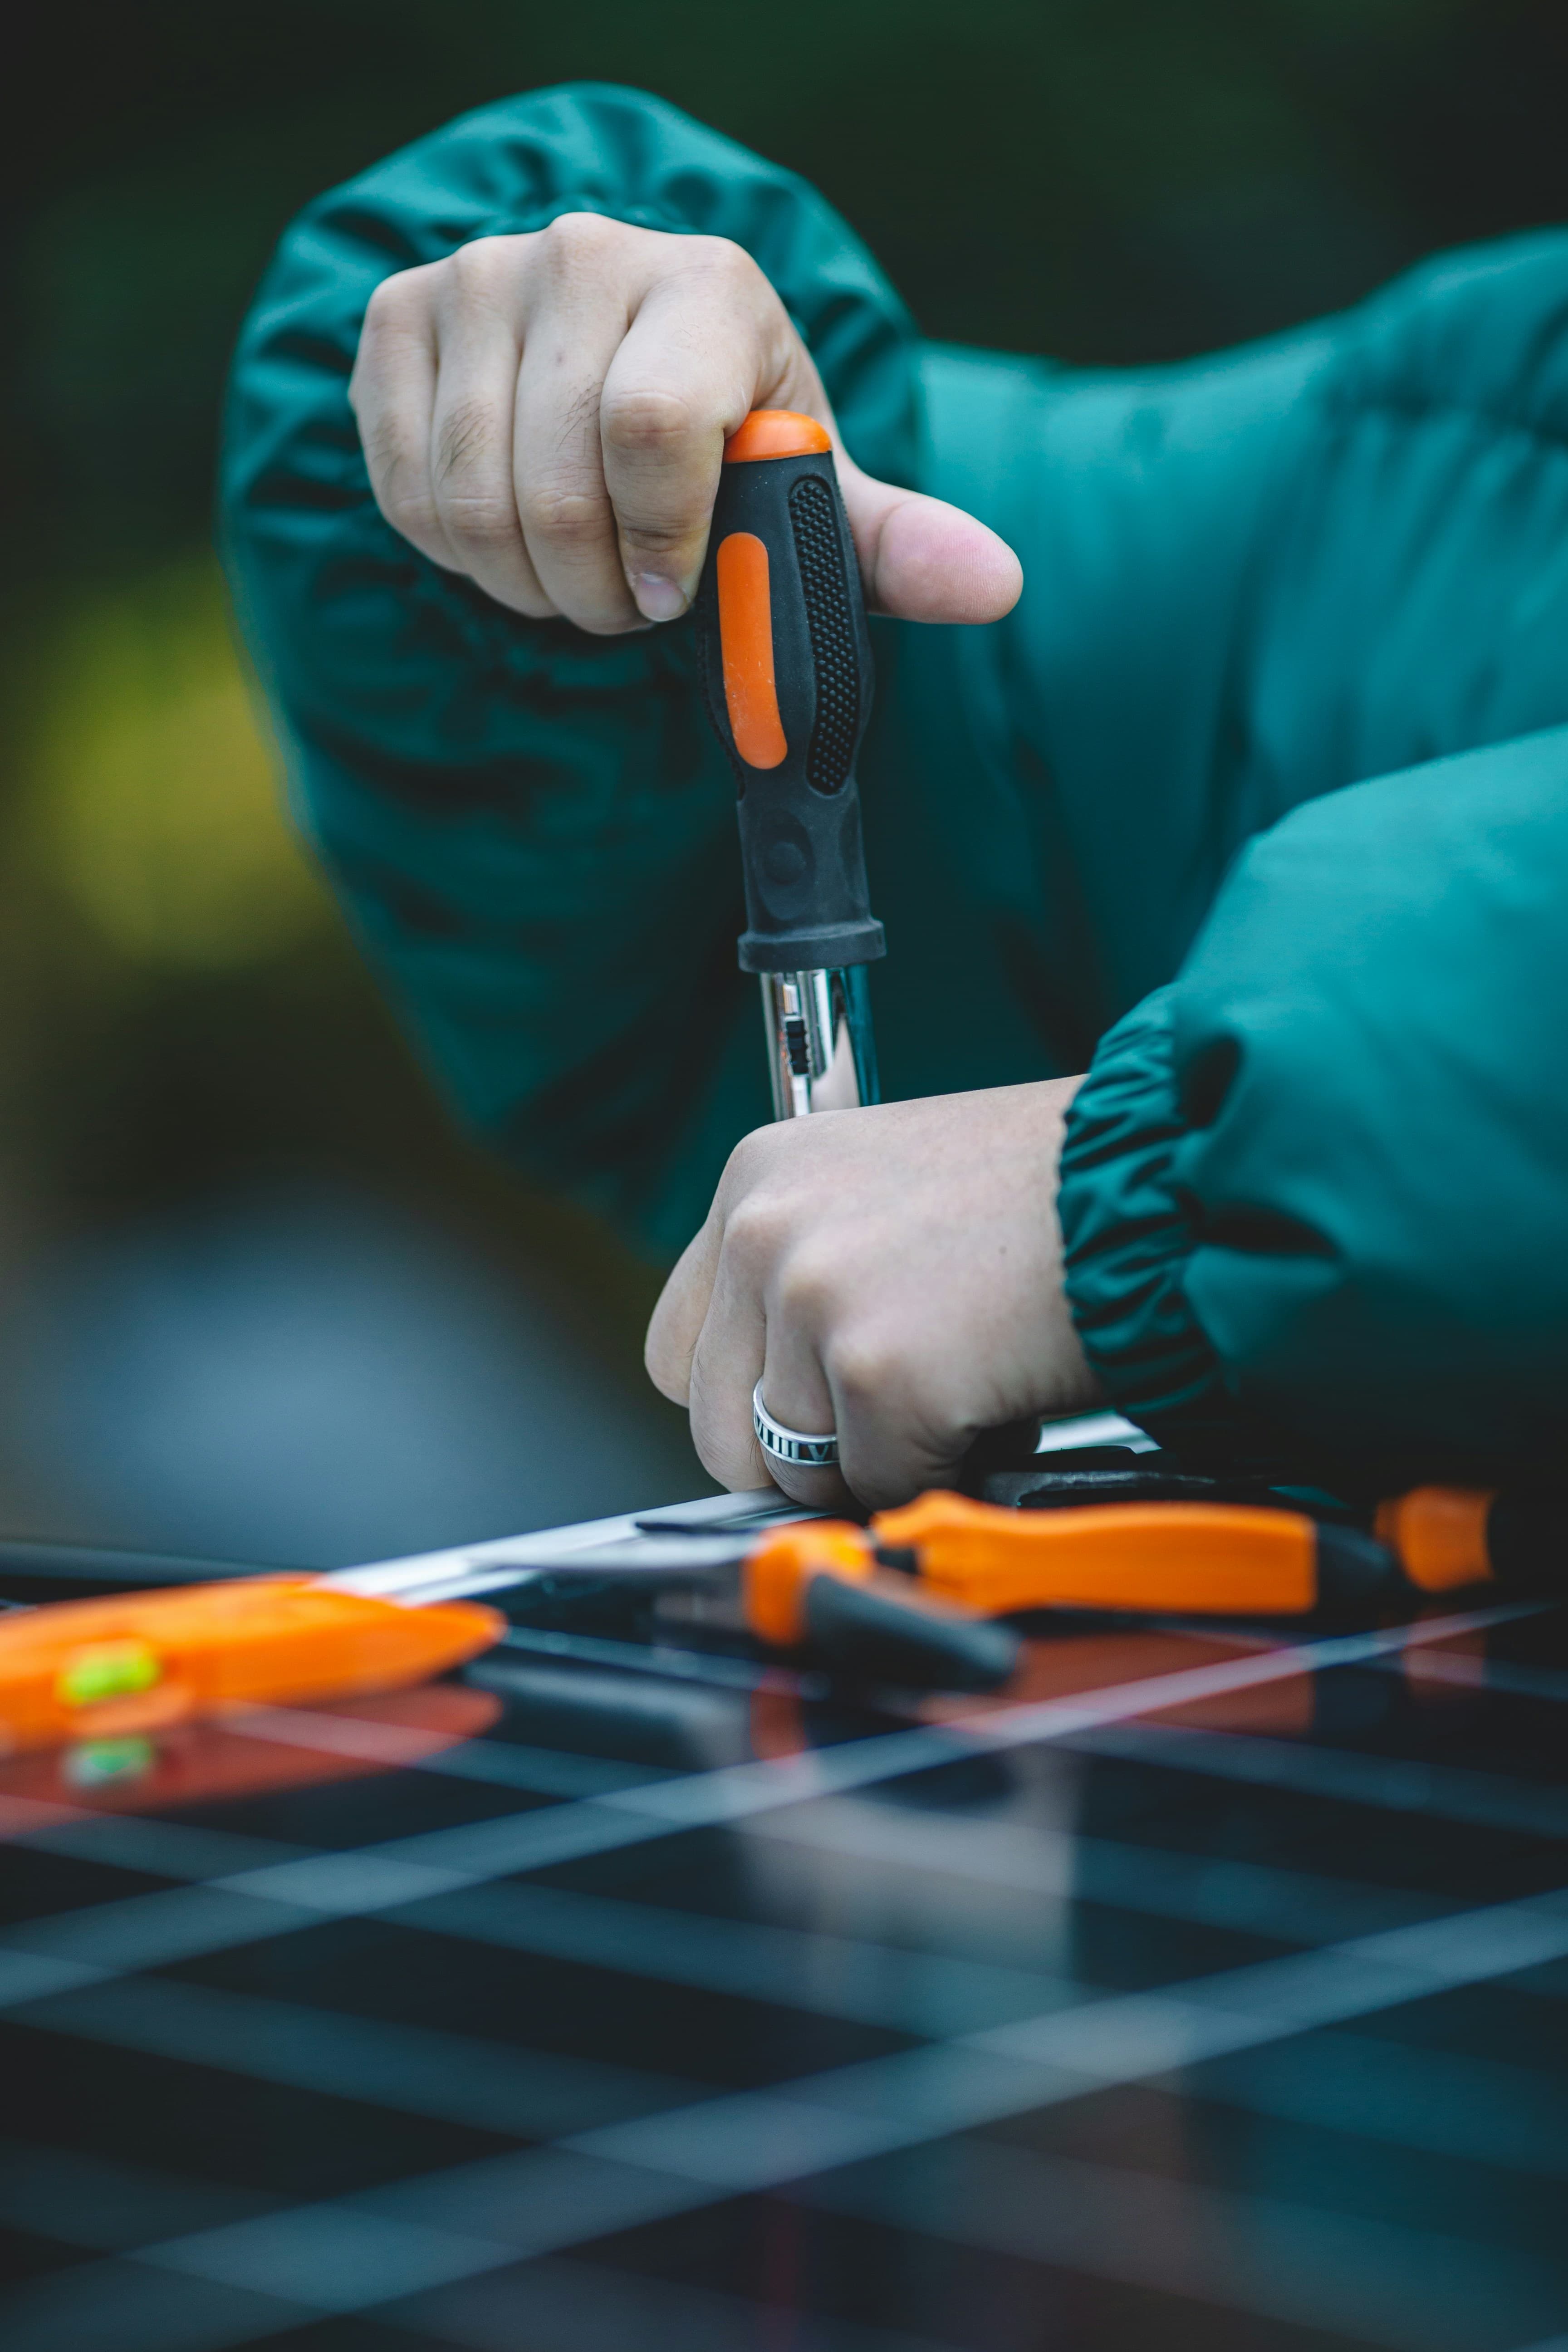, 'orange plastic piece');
715,531,788,769
0,1578,504,1759
743,1523,873,1647
1374,1487,1495,1591
722,410,832,463
871,1491,1319,1616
